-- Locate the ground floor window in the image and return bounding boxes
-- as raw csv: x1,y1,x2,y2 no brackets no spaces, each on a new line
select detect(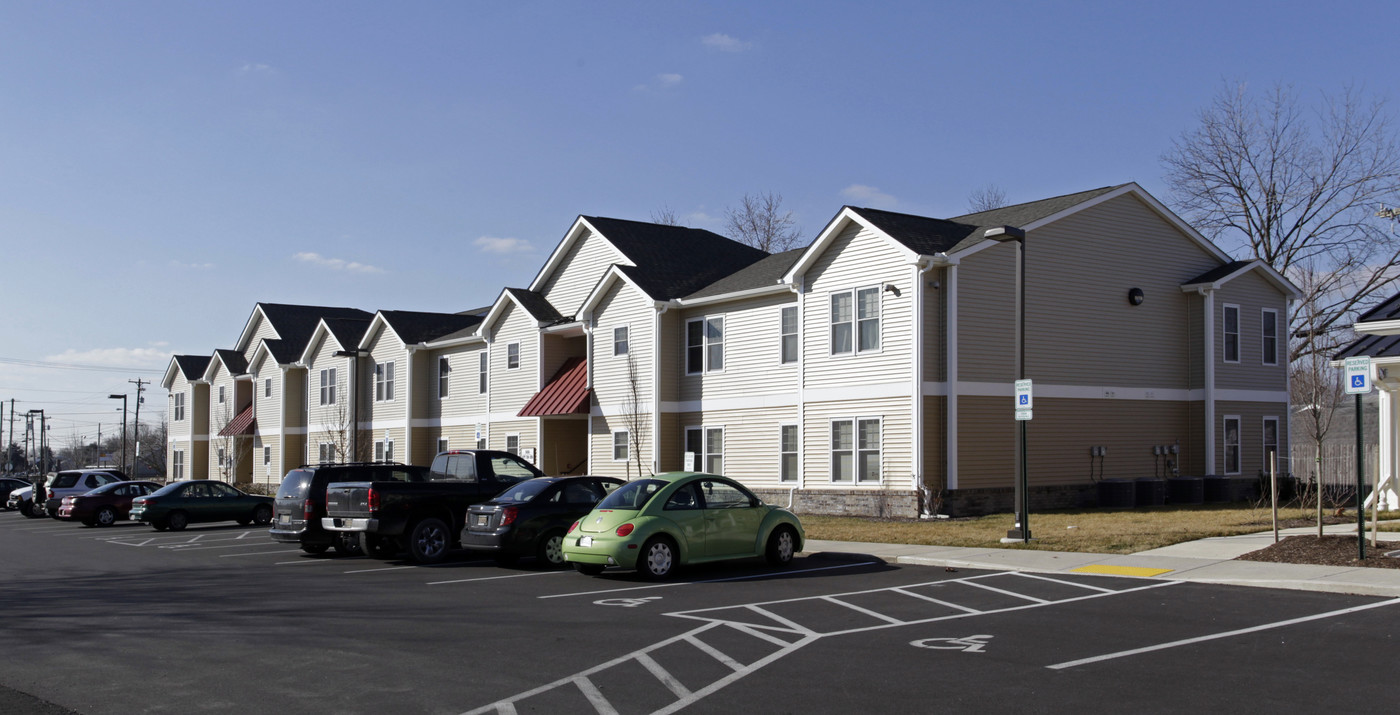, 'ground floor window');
318,442,333,464
172,451,185,480
780,424,798,482
1223,416,1241,475
831,417,881,483
684,426,724,474
375,439,395,462
505,434,520,456
613,430,629,461
263,446,271,466
438,437,449,453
